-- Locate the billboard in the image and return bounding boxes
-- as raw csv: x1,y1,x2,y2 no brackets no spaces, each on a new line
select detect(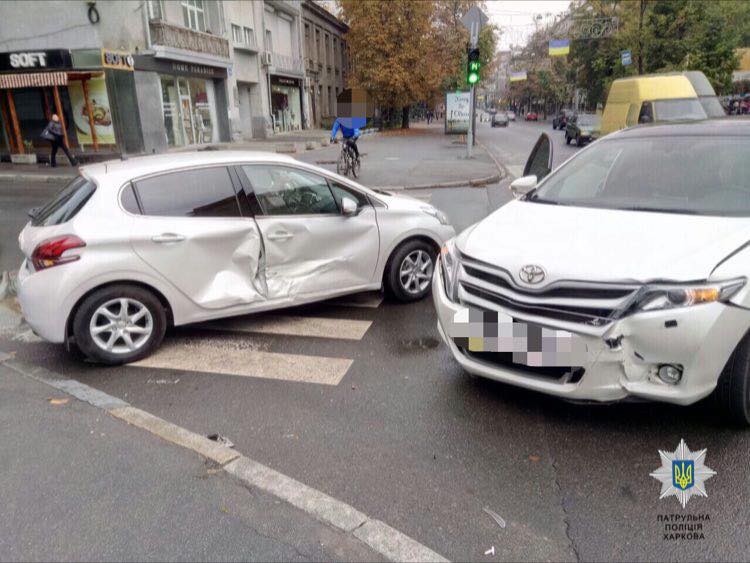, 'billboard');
68,77,115,145
445,91,471,134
